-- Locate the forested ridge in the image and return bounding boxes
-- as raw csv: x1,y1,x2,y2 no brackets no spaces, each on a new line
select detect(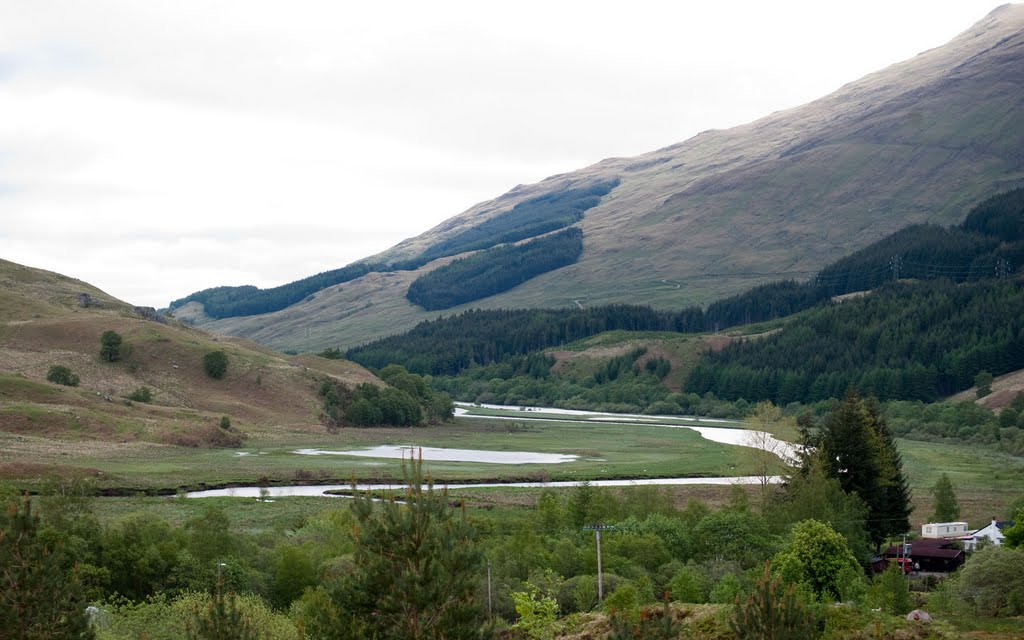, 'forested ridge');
406,227,585,310
346,305,707,376
686,279,1024,403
